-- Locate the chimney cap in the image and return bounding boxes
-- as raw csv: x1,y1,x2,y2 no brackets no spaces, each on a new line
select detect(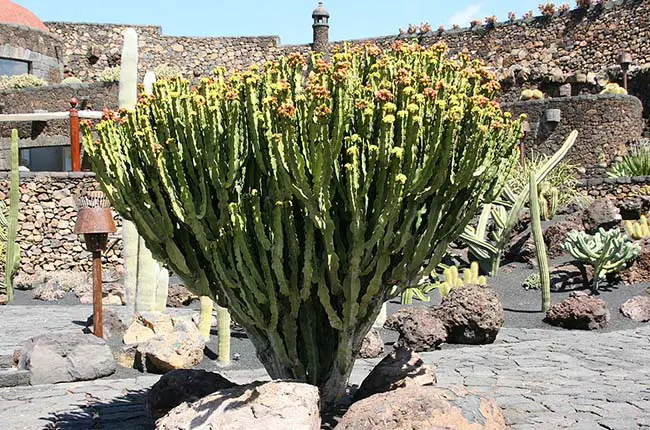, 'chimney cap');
312,2,330,19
